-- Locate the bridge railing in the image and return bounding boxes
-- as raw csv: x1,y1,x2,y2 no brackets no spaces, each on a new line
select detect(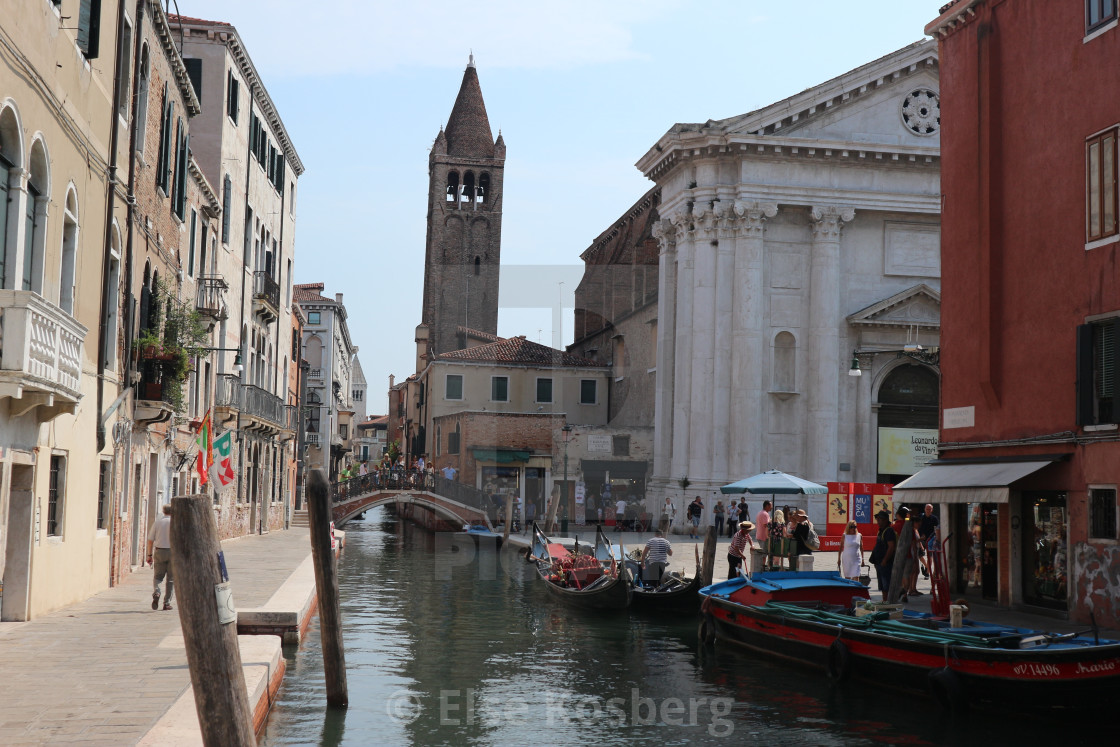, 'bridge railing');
329,470,497,519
